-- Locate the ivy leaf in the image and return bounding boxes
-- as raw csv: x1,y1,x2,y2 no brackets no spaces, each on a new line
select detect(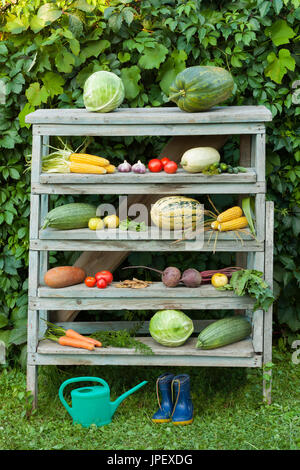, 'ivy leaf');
138,44,168,69
265,20,296,46
9,168,20,180
37,3,62,24
0,131,22,149
158,49,187,95
122,8,134,26
69,38,80,56
0,44,8,57
4,15,28,34
259,1,271,17
9,325,27,346
66,10,85,38
118,52,131,63
72,0,96,12
79,40,110,61
25,82,49,106
55,48,75,73
42,72,65,98
121,66,141,100
108,13,123,32
30,15,46,33
6,73,25,95
273,0,283,14
264,49,295,84
0,313,8,329
18,103,35,129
